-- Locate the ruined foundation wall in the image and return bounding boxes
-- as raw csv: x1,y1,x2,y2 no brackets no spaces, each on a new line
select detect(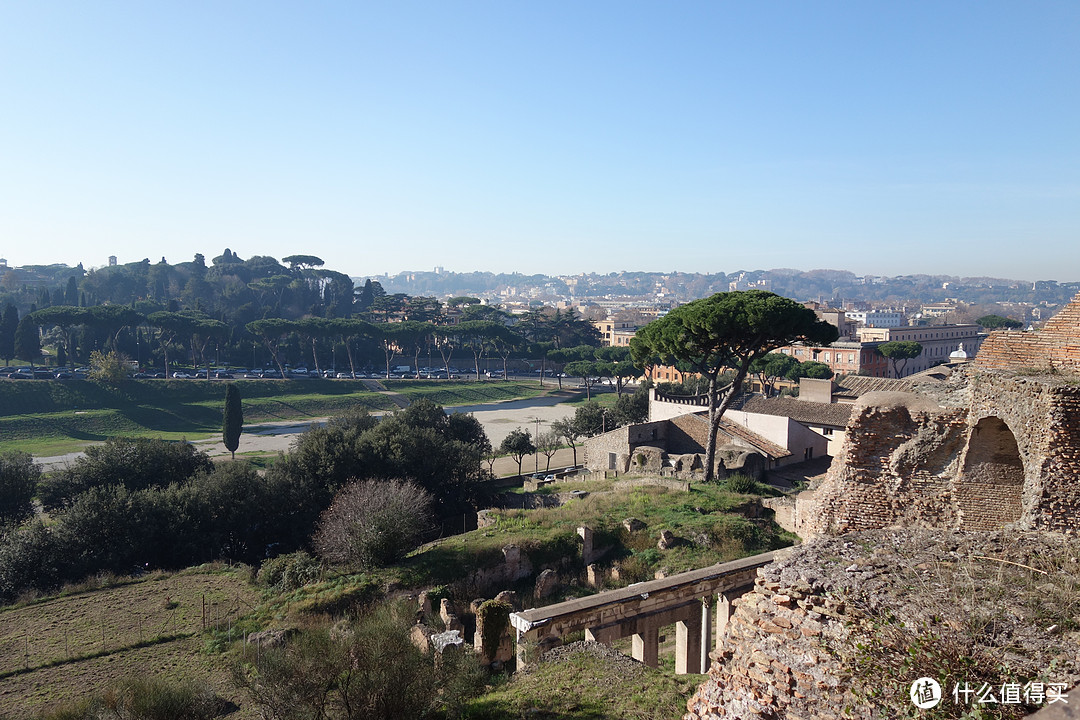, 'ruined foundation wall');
800,398,969,536
966,372,1080,532
798,371,1080,536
